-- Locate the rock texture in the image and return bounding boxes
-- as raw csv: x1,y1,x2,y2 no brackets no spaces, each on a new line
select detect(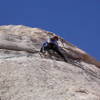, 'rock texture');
0,25,100,100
